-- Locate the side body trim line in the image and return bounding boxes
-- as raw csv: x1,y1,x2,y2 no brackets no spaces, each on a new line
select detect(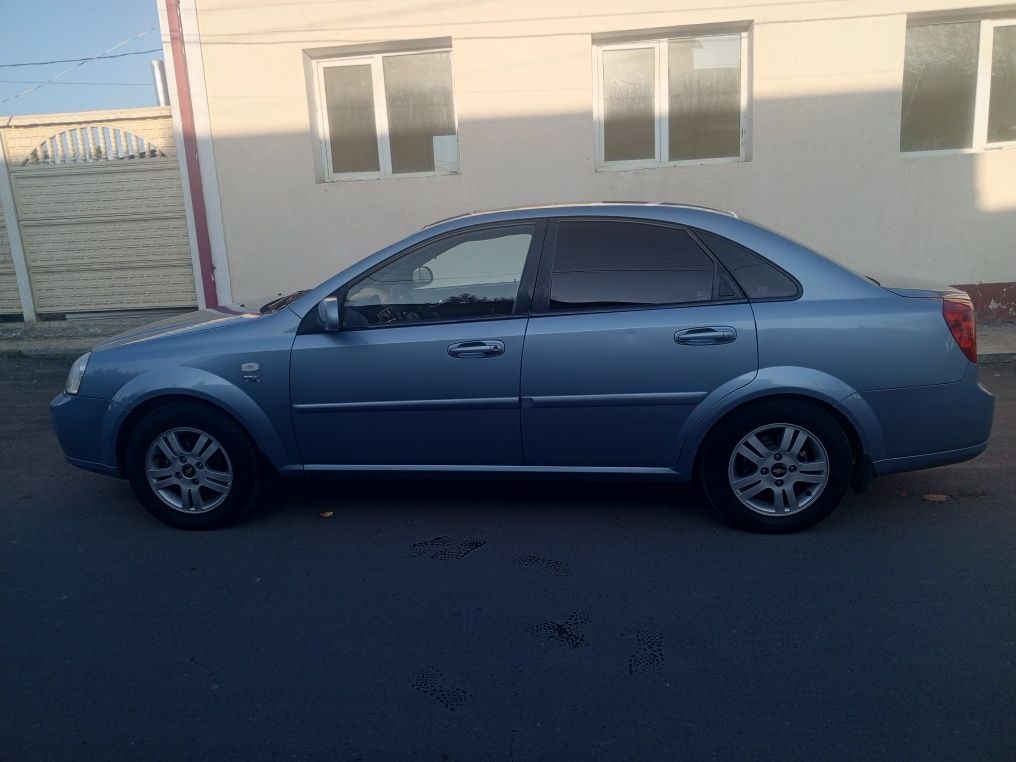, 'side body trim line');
522,391,707,408
292,397,518,412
